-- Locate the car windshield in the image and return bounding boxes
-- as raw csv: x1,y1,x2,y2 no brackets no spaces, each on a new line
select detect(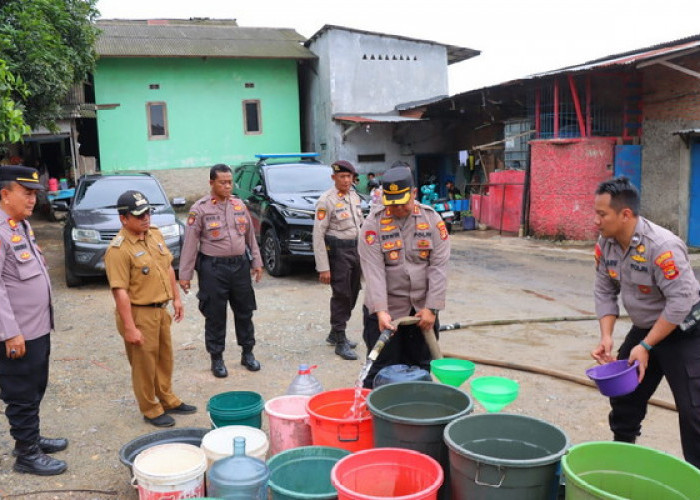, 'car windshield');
265,165,333,193
74,178,168,210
